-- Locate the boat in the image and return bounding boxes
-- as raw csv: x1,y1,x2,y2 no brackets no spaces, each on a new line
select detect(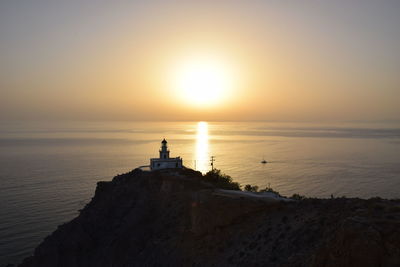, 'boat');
261,159,267,164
